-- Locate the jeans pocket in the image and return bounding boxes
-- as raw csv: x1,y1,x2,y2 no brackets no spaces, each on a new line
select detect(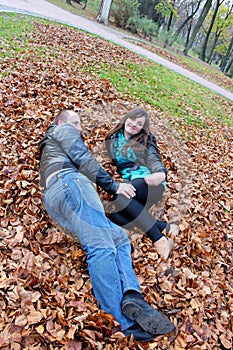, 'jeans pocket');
63,181,81,214
44,180,80,221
